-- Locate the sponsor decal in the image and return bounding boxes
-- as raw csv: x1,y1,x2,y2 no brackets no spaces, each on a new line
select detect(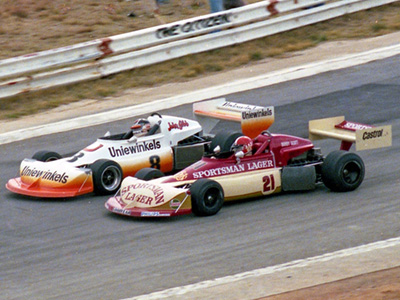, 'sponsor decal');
170,199,181,209
194,164,245,179
21,166,69,184
141,211,171,217
242,108,273,120
121,182,165,205
220,101,261,112
247,160,274,170
112,208,132,216
335,121,372,131
363,129,384,140
354,125,391,151
168,120,189,131
193,160,274,178
281,140,299,147
108,139,161,157
156,13,231,39
174,171,188,181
